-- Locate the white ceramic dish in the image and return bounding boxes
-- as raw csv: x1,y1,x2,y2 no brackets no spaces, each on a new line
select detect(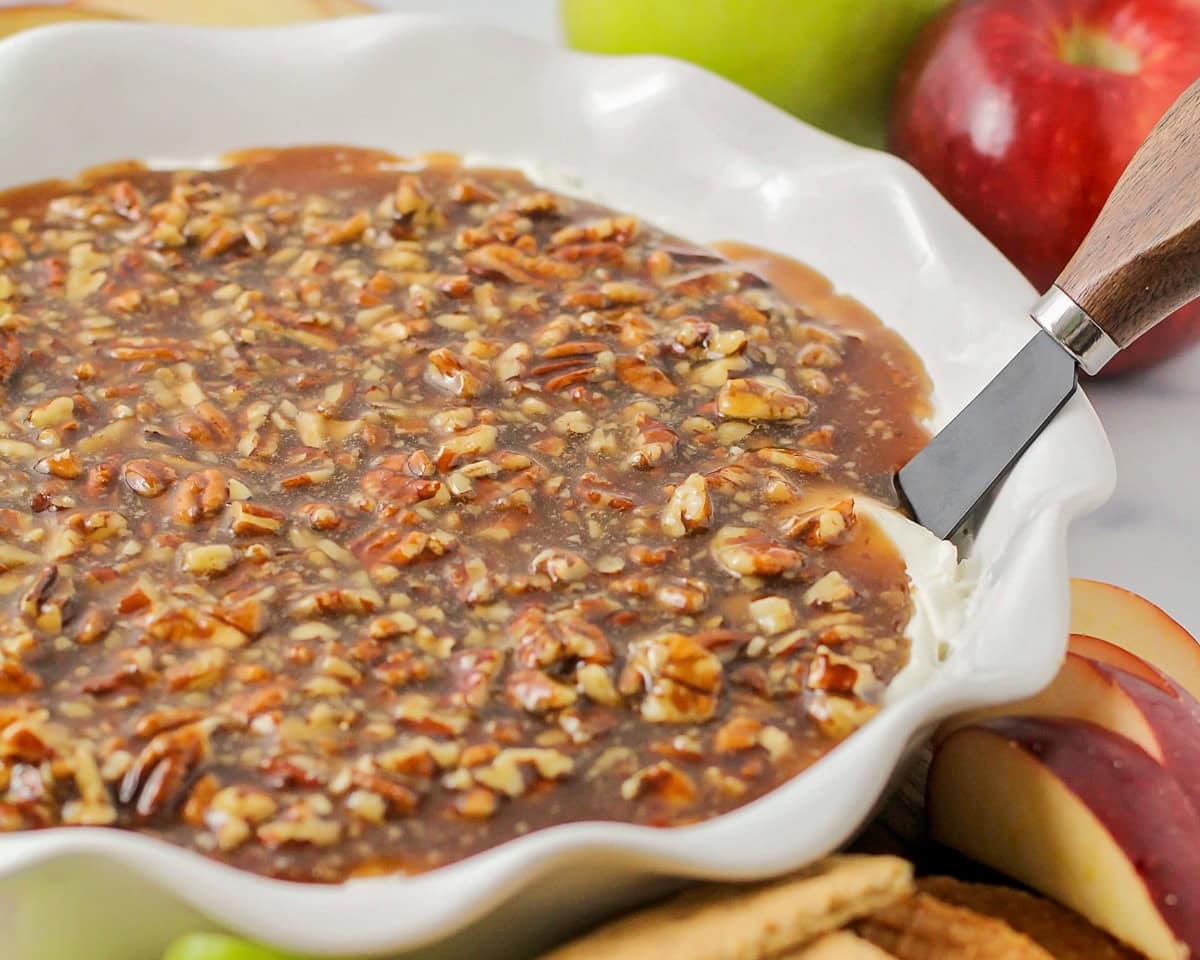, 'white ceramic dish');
0,15,1115,960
